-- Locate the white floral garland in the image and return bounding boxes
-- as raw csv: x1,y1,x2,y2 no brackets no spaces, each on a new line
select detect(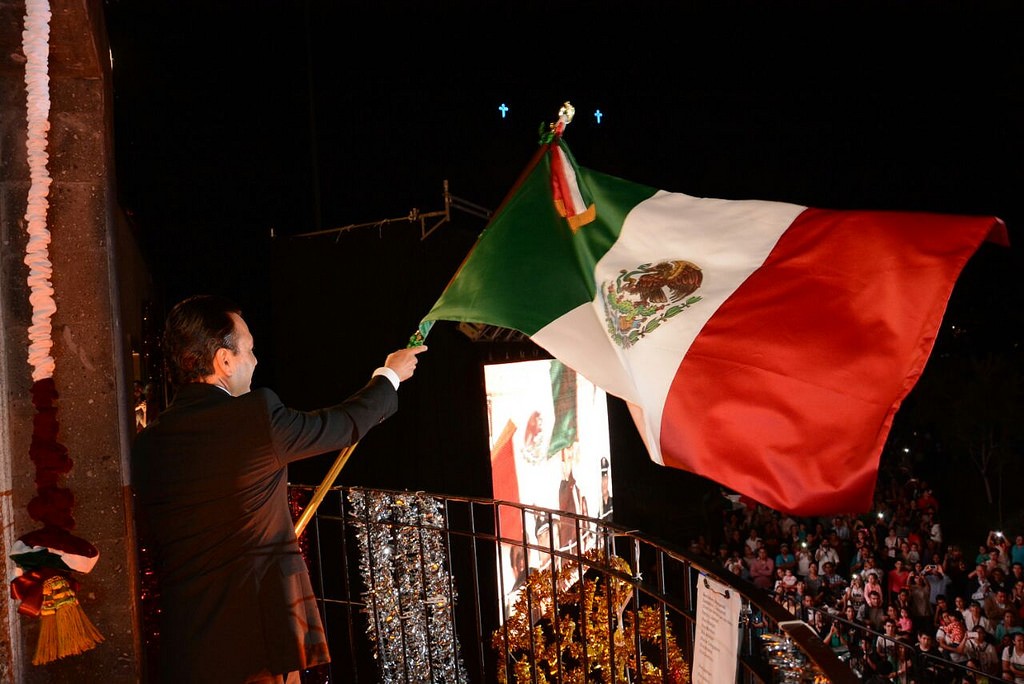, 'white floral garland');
22,0,55,381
